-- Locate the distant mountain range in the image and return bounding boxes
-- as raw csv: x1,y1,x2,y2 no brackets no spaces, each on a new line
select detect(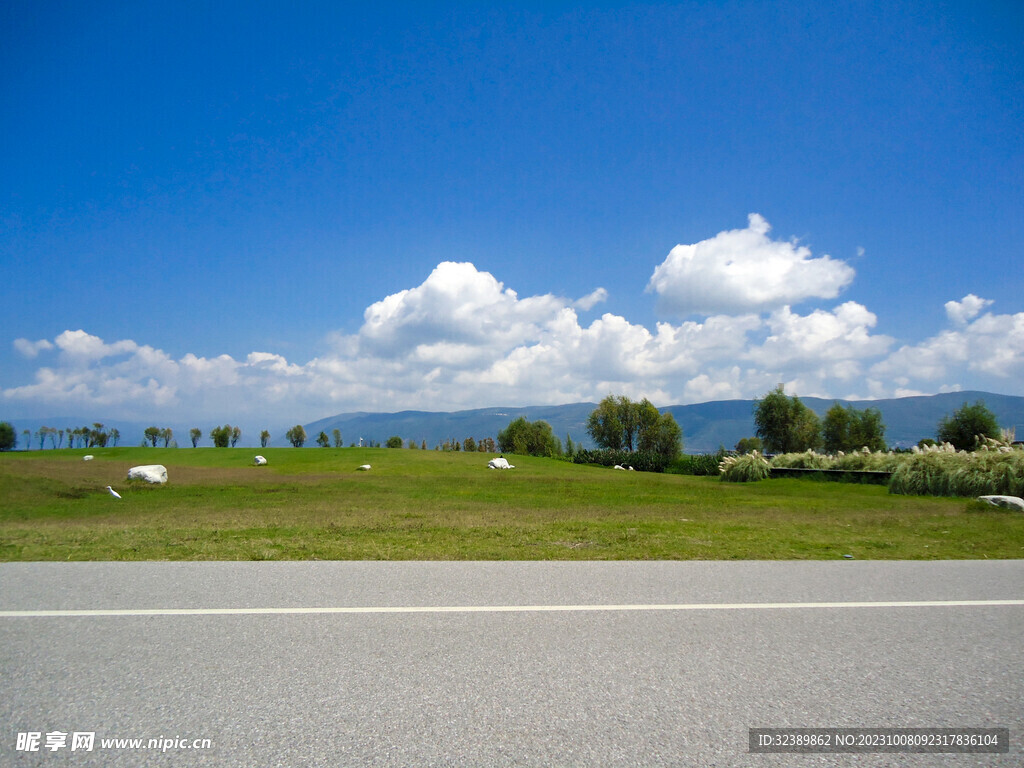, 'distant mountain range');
305,391,1024,453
